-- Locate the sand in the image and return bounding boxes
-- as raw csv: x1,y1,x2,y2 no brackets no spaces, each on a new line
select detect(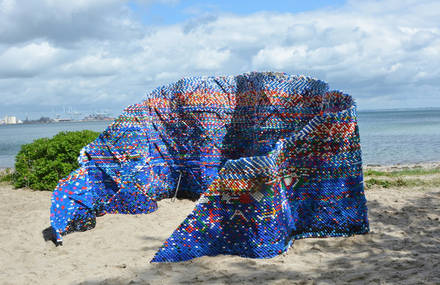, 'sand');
0,169,439,284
